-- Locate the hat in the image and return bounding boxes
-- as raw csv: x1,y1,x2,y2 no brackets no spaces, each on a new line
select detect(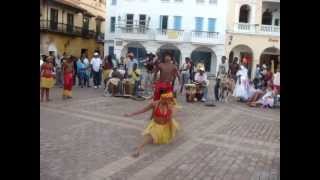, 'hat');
199,67,205,71
262,64,267,69
94,52,99,56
